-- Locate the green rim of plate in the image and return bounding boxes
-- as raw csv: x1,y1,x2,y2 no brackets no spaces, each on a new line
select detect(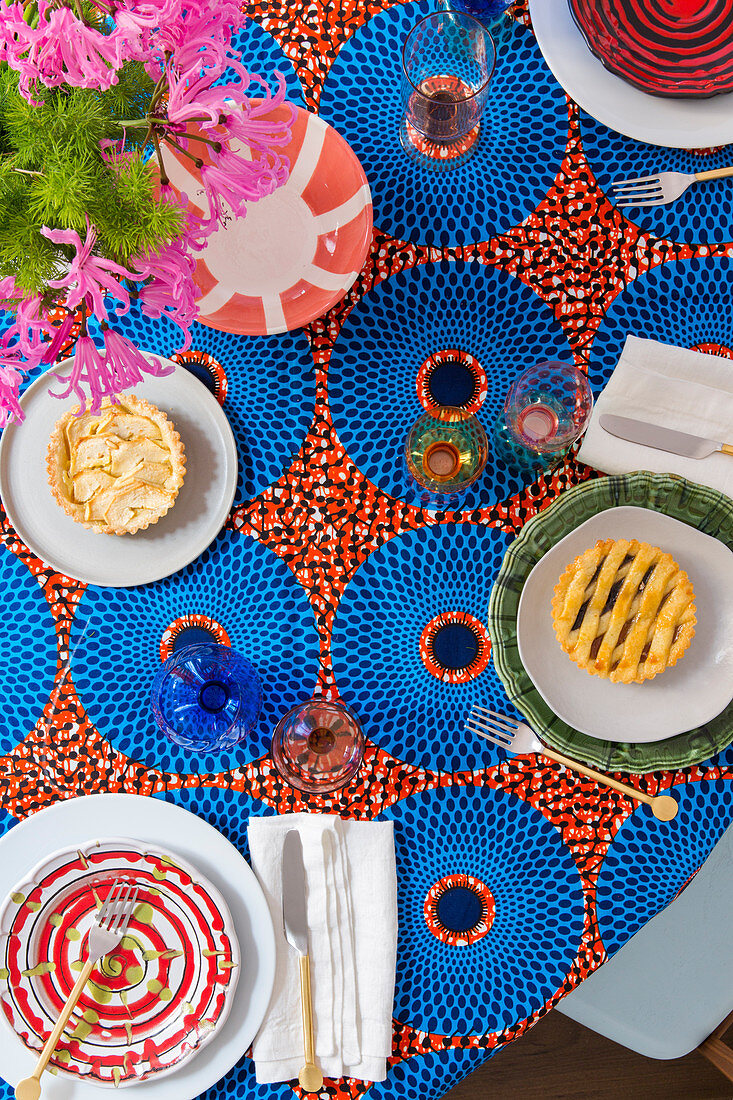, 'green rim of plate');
488,472,733,773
